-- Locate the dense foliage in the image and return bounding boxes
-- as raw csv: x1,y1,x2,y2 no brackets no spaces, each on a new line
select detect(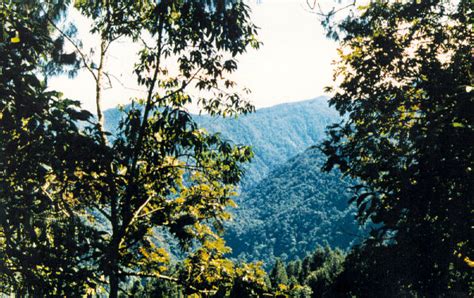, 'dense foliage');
106,98,362,267
136,246,348,297
0,1,99,295
1,0,275,296
321,0,473,295
226,148,364,266
4,0,471,296
267,246,346,298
